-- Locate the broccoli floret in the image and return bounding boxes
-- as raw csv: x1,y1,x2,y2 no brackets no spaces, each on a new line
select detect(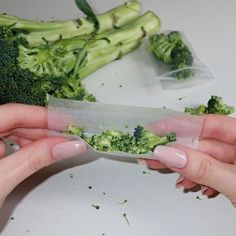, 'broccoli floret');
148,31,194,79
65,125,176,154
185,96,235,115
0,27,71,105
